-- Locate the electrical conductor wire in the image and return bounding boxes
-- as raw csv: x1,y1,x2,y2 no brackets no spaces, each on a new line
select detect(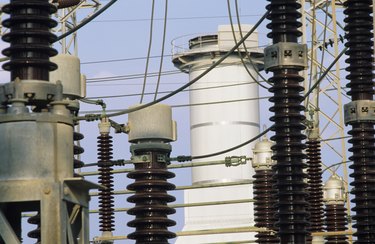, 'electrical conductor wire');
226,0,269,90
153,0,168,101
233,0,271,86
139,0,155,104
